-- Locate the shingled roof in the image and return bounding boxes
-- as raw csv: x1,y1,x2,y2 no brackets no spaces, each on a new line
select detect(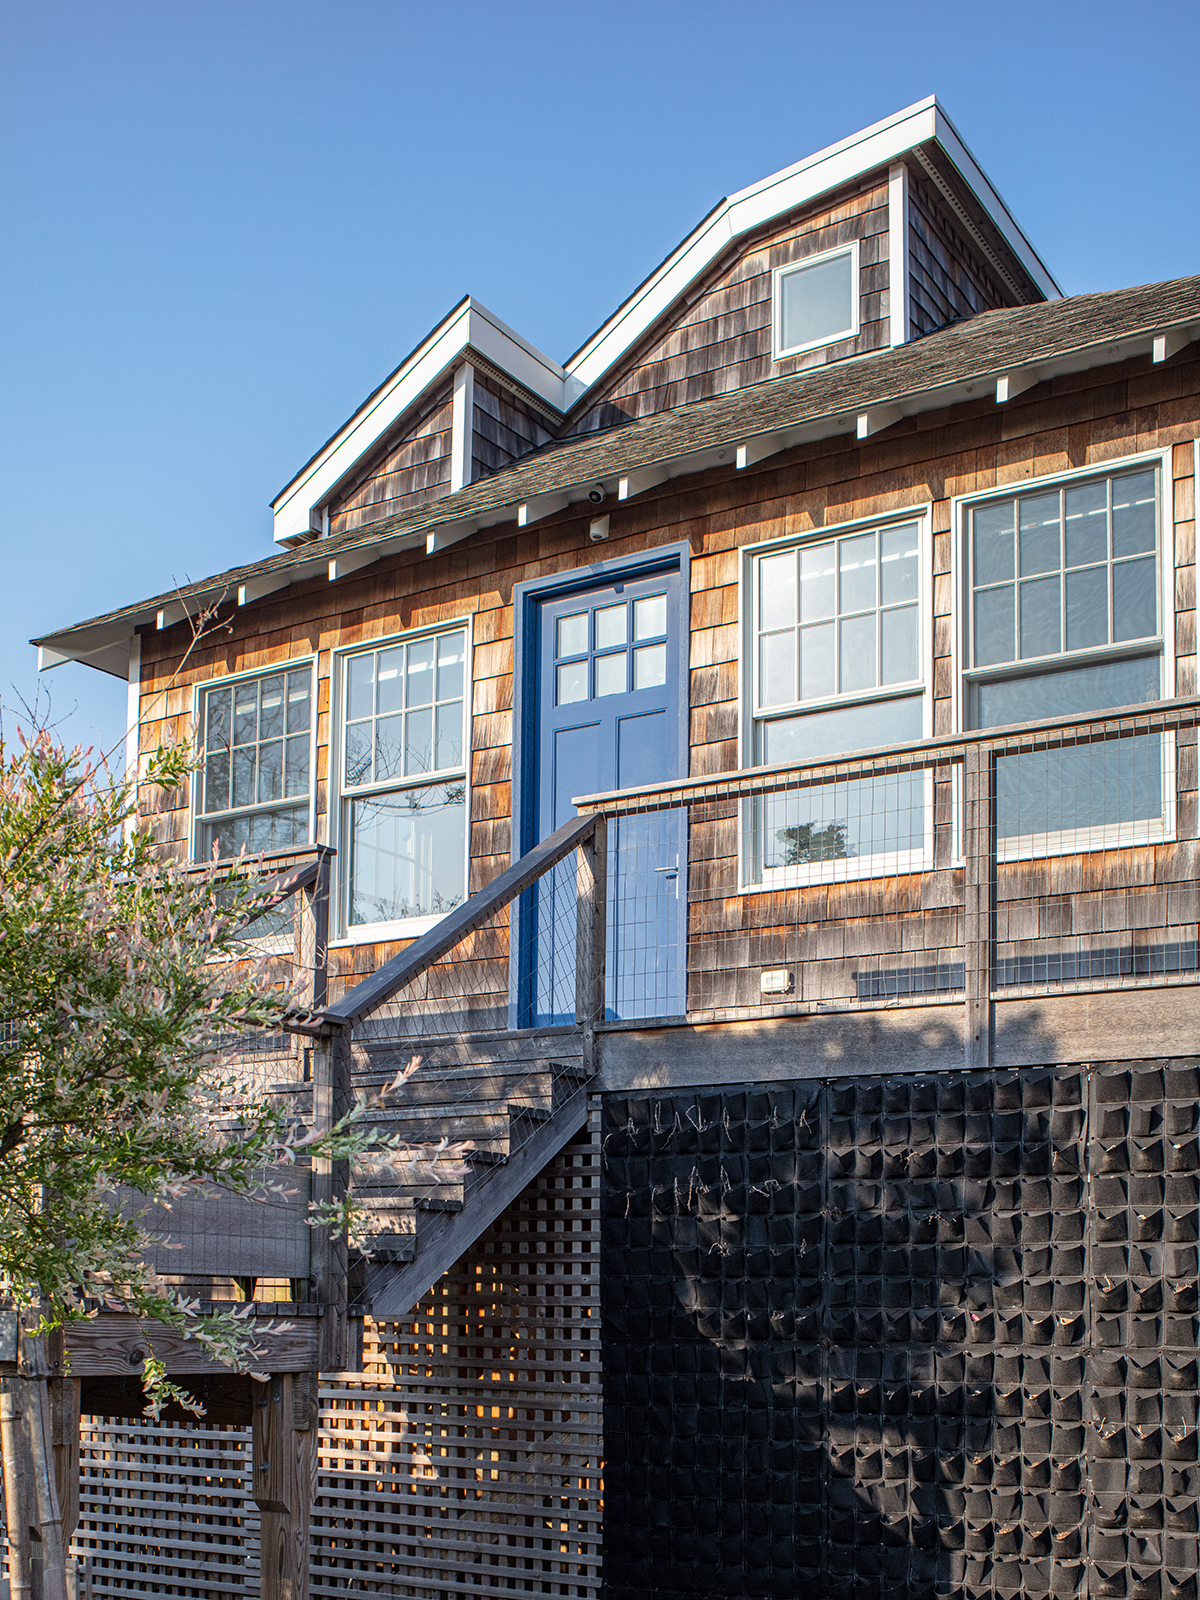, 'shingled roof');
34,274,1200,676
